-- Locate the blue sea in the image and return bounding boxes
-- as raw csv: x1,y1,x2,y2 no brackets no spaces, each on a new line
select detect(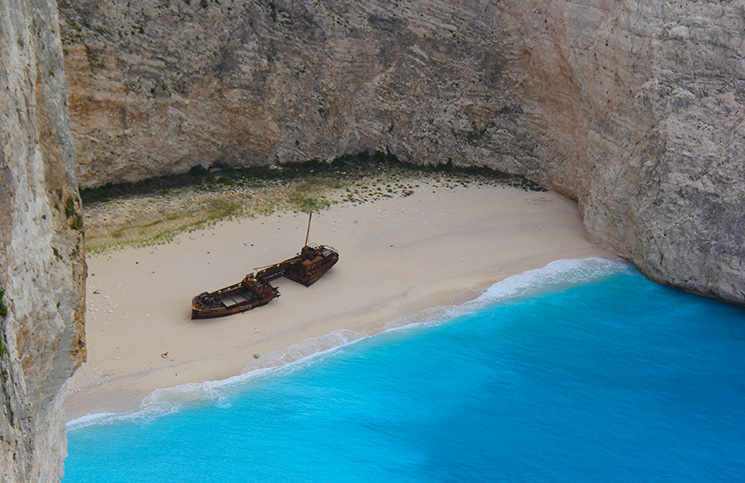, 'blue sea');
64,259,745,482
